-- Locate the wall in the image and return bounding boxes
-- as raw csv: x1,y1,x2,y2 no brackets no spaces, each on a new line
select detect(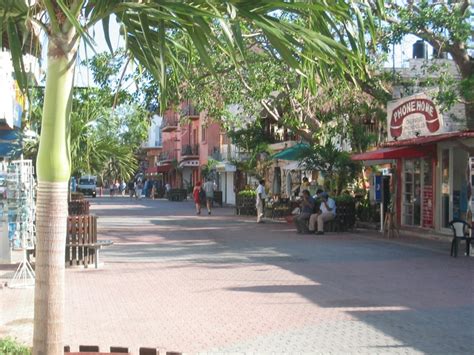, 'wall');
199,115,221,166
393,58,466,133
